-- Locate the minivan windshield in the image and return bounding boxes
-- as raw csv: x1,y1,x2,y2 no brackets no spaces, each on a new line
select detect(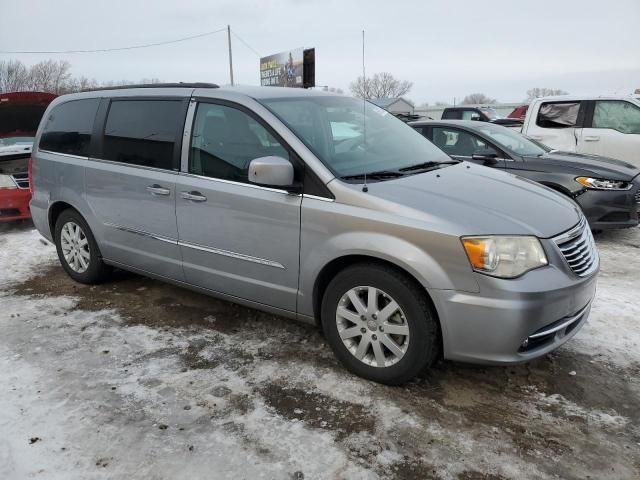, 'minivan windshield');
260,95,453,179
475,123,547,156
